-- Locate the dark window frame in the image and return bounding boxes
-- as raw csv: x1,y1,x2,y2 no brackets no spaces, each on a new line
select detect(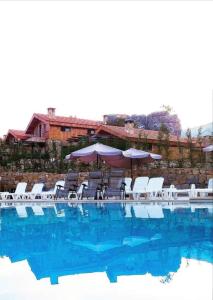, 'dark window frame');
61,126,72,132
